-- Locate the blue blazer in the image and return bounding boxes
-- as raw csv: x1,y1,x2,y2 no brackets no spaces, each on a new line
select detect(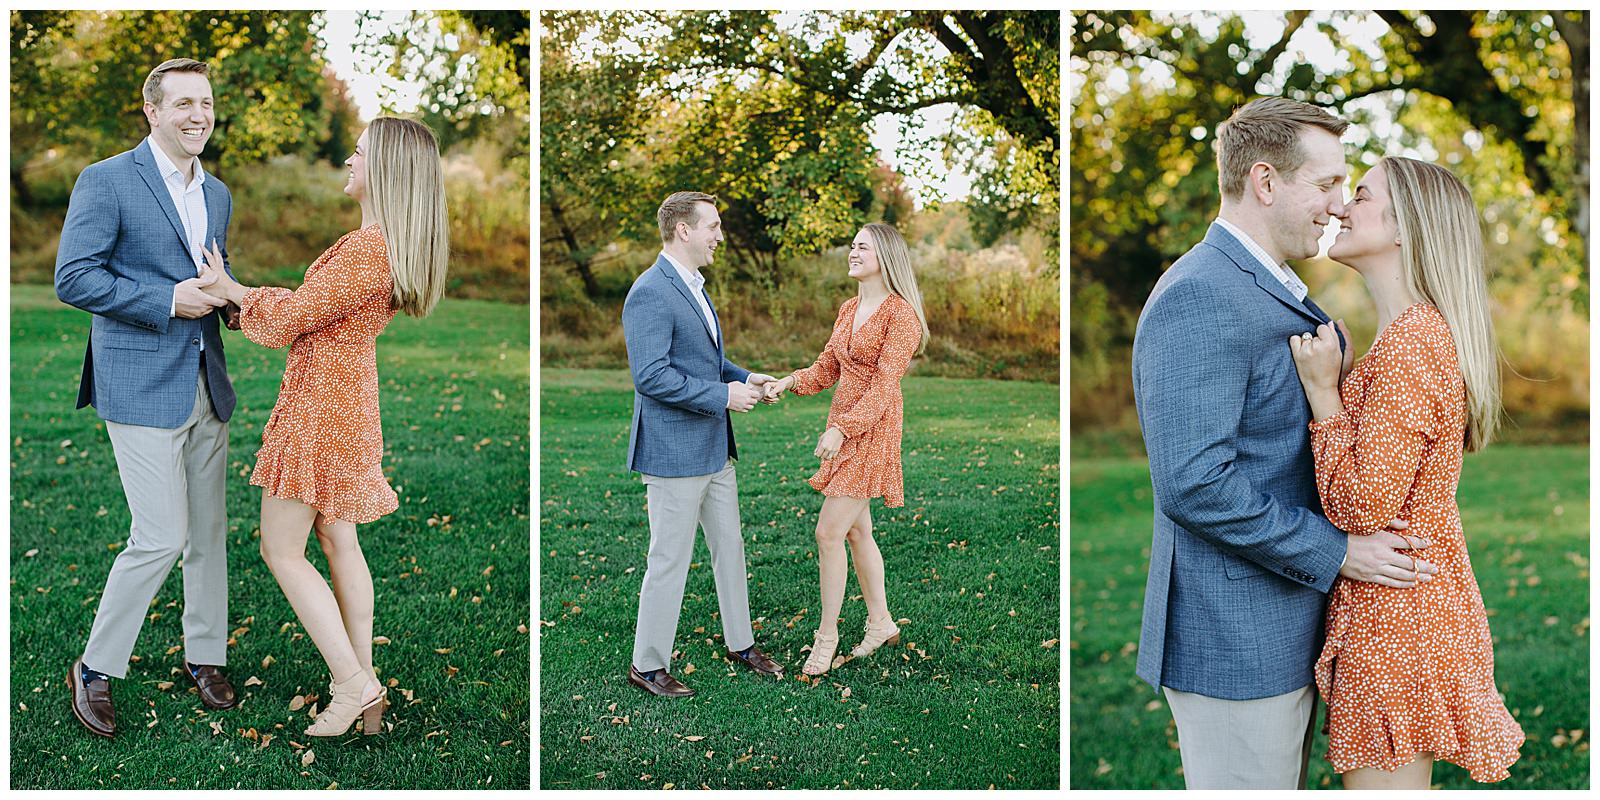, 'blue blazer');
1131,223,1348,700
622,255,750,477
54,139,236,428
